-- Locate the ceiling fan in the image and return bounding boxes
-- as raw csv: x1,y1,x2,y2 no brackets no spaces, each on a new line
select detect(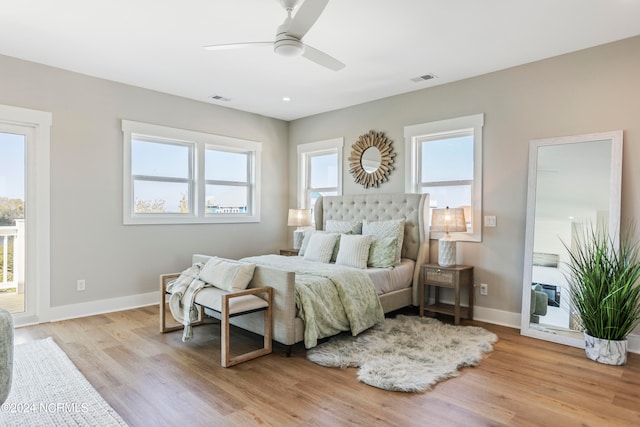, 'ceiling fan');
203,0,345,71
